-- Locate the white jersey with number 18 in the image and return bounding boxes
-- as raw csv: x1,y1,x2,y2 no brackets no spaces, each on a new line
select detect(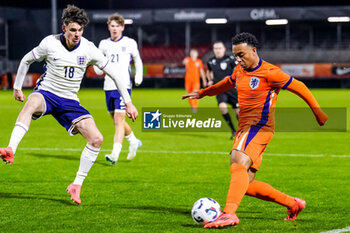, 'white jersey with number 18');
31,34,108,101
